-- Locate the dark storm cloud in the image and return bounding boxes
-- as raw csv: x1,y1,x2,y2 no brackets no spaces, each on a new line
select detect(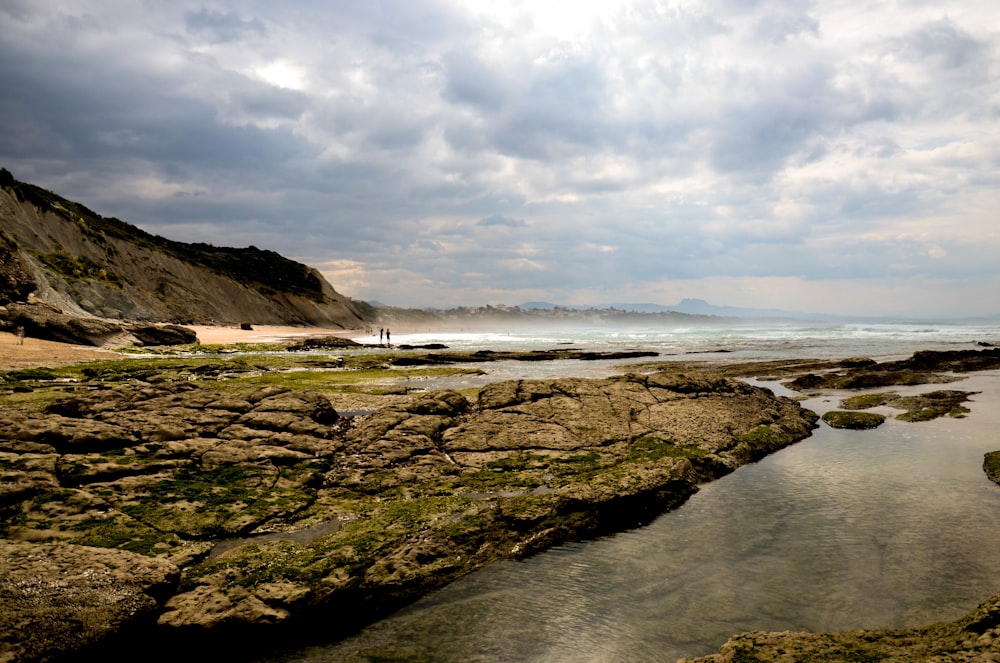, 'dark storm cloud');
0,48,312,174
